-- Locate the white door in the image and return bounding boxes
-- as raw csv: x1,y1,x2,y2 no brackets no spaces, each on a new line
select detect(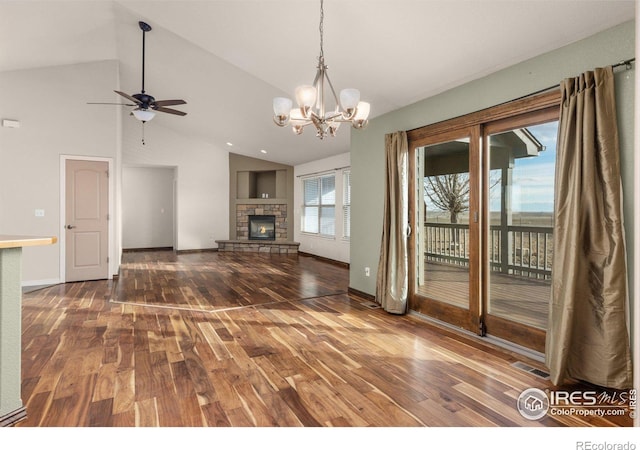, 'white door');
65,159,109,282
